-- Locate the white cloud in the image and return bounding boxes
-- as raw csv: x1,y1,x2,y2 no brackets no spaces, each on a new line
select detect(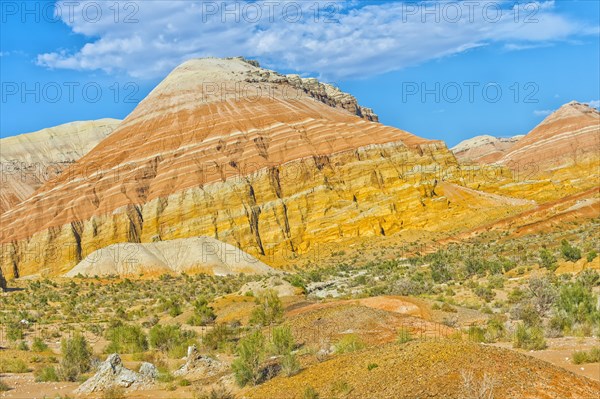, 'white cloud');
533,109,553,116
36,0,595,80
586,100,600,109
